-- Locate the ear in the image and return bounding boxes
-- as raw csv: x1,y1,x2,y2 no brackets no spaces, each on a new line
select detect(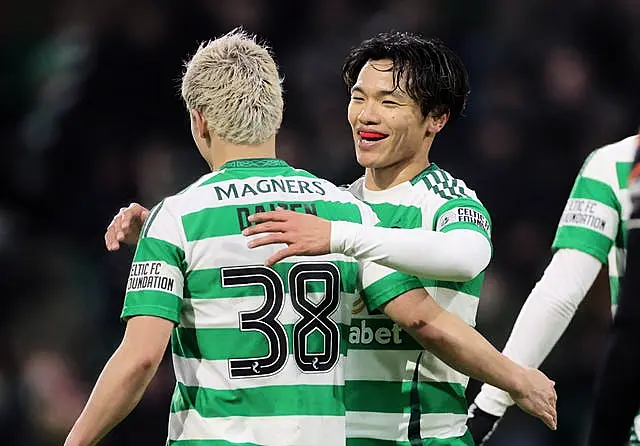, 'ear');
426,112,449,134
192,109,210,140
